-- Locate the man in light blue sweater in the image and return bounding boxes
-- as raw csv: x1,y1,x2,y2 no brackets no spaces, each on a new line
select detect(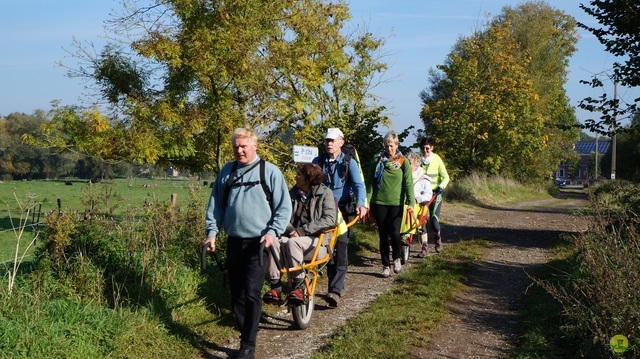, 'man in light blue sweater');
204,128,292,359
